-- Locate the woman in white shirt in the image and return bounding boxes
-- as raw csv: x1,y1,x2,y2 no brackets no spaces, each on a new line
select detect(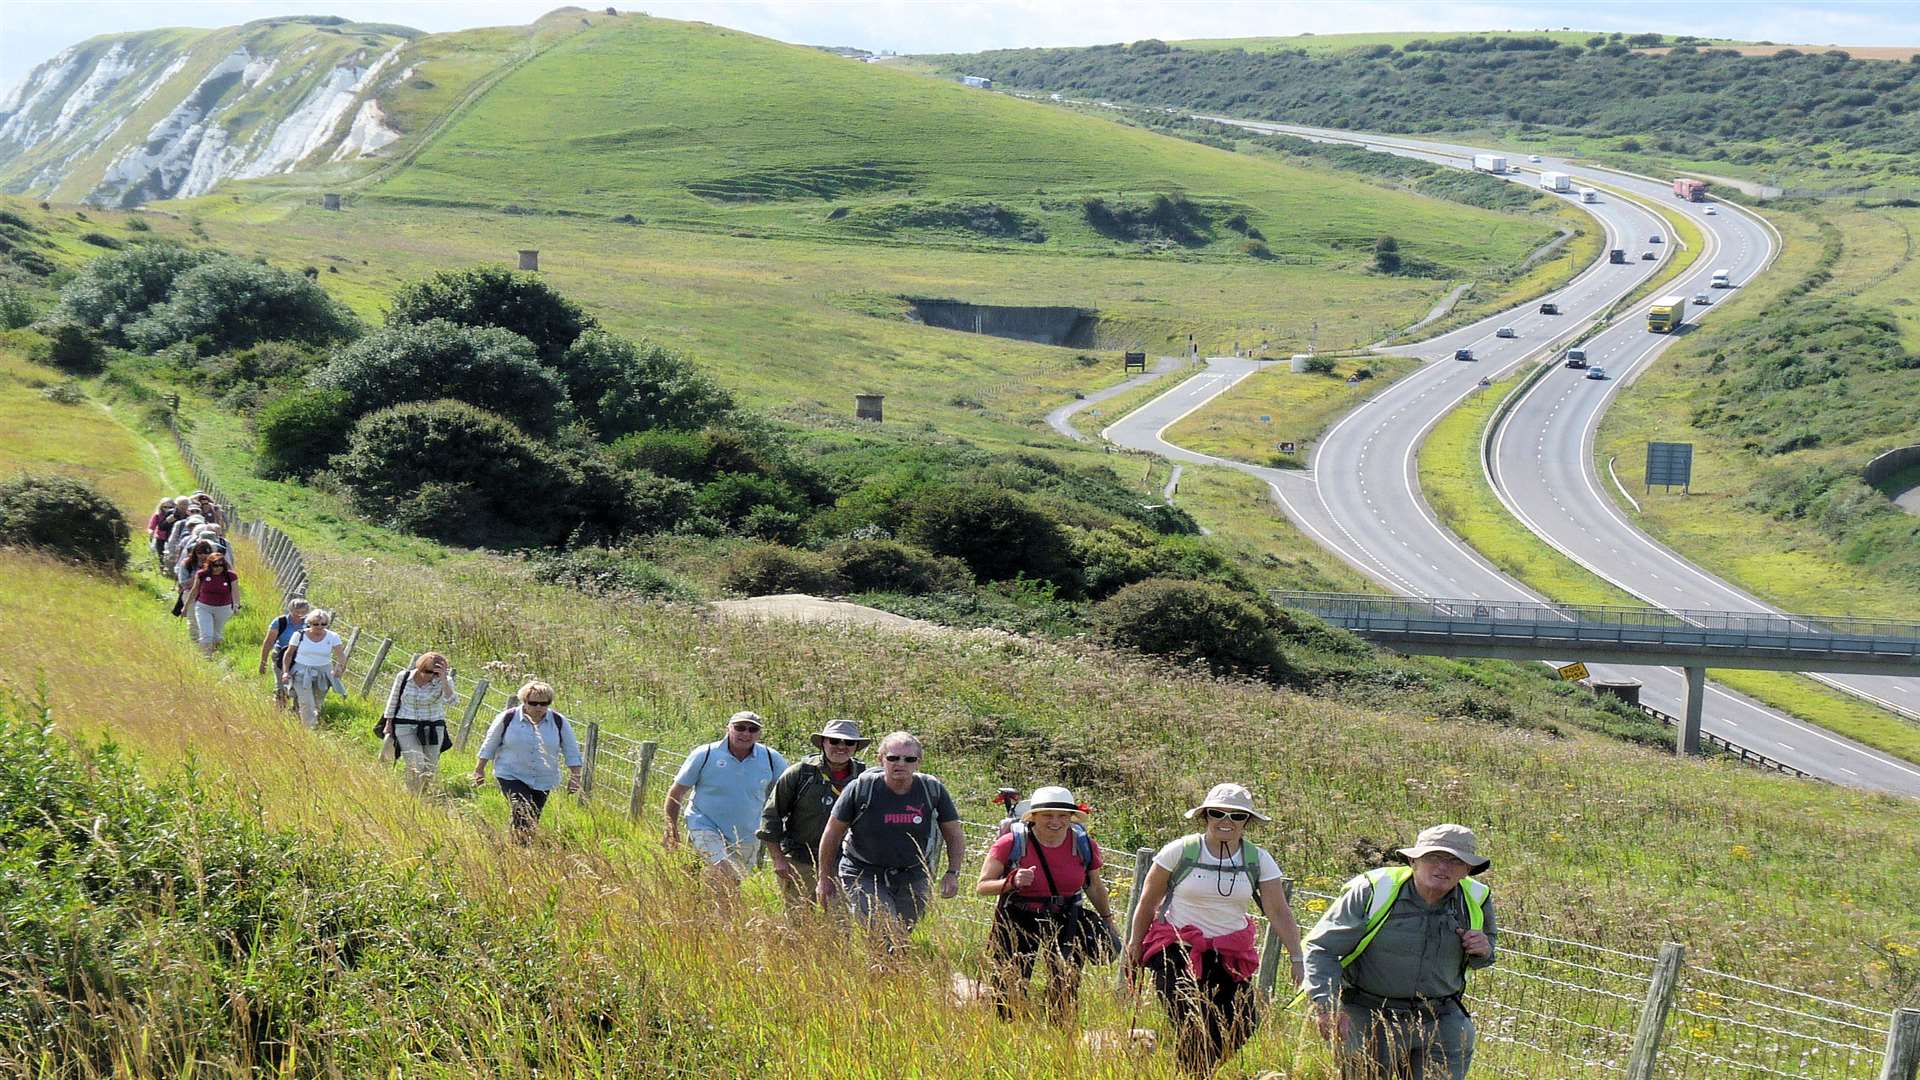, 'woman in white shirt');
279,610,345,728
1125,783,1305,1077
379,651,458,793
